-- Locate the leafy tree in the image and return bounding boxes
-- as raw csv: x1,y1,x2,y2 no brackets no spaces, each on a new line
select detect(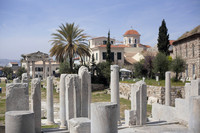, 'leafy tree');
16,67,27,79
59,61,71,74
157,19,170,55
50,23,91,71
133,60,147,78
2,67,13,80
106,30,112,63
95,62,110,86
170,56,186,81
144,55,154,78
153,52,169,79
